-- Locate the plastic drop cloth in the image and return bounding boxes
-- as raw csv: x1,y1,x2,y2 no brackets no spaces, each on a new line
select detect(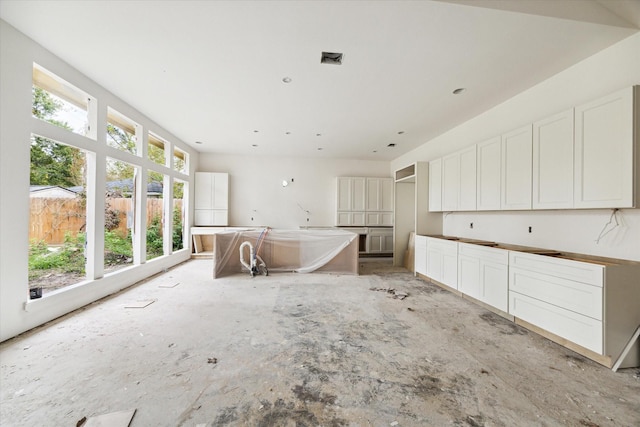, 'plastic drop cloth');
212,229,359,278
